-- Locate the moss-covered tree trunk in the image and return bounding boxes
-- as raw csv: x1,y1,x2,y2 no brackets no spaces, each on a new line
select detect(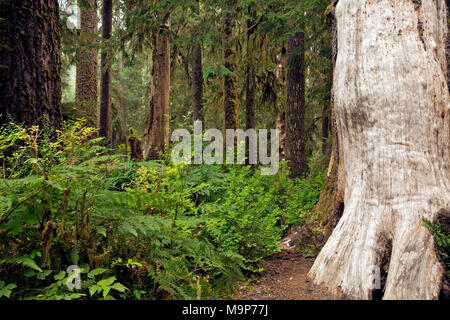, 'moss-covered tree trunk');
314,0,345,239
192,0,204,124
286,27,306,179
76,0,98,127
222,1,238,131
245,8,256,133
192,43,204,124
276,51,287,161
145,14,171,160
99,0,113,142
0,0,62,131
245,8,257,165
